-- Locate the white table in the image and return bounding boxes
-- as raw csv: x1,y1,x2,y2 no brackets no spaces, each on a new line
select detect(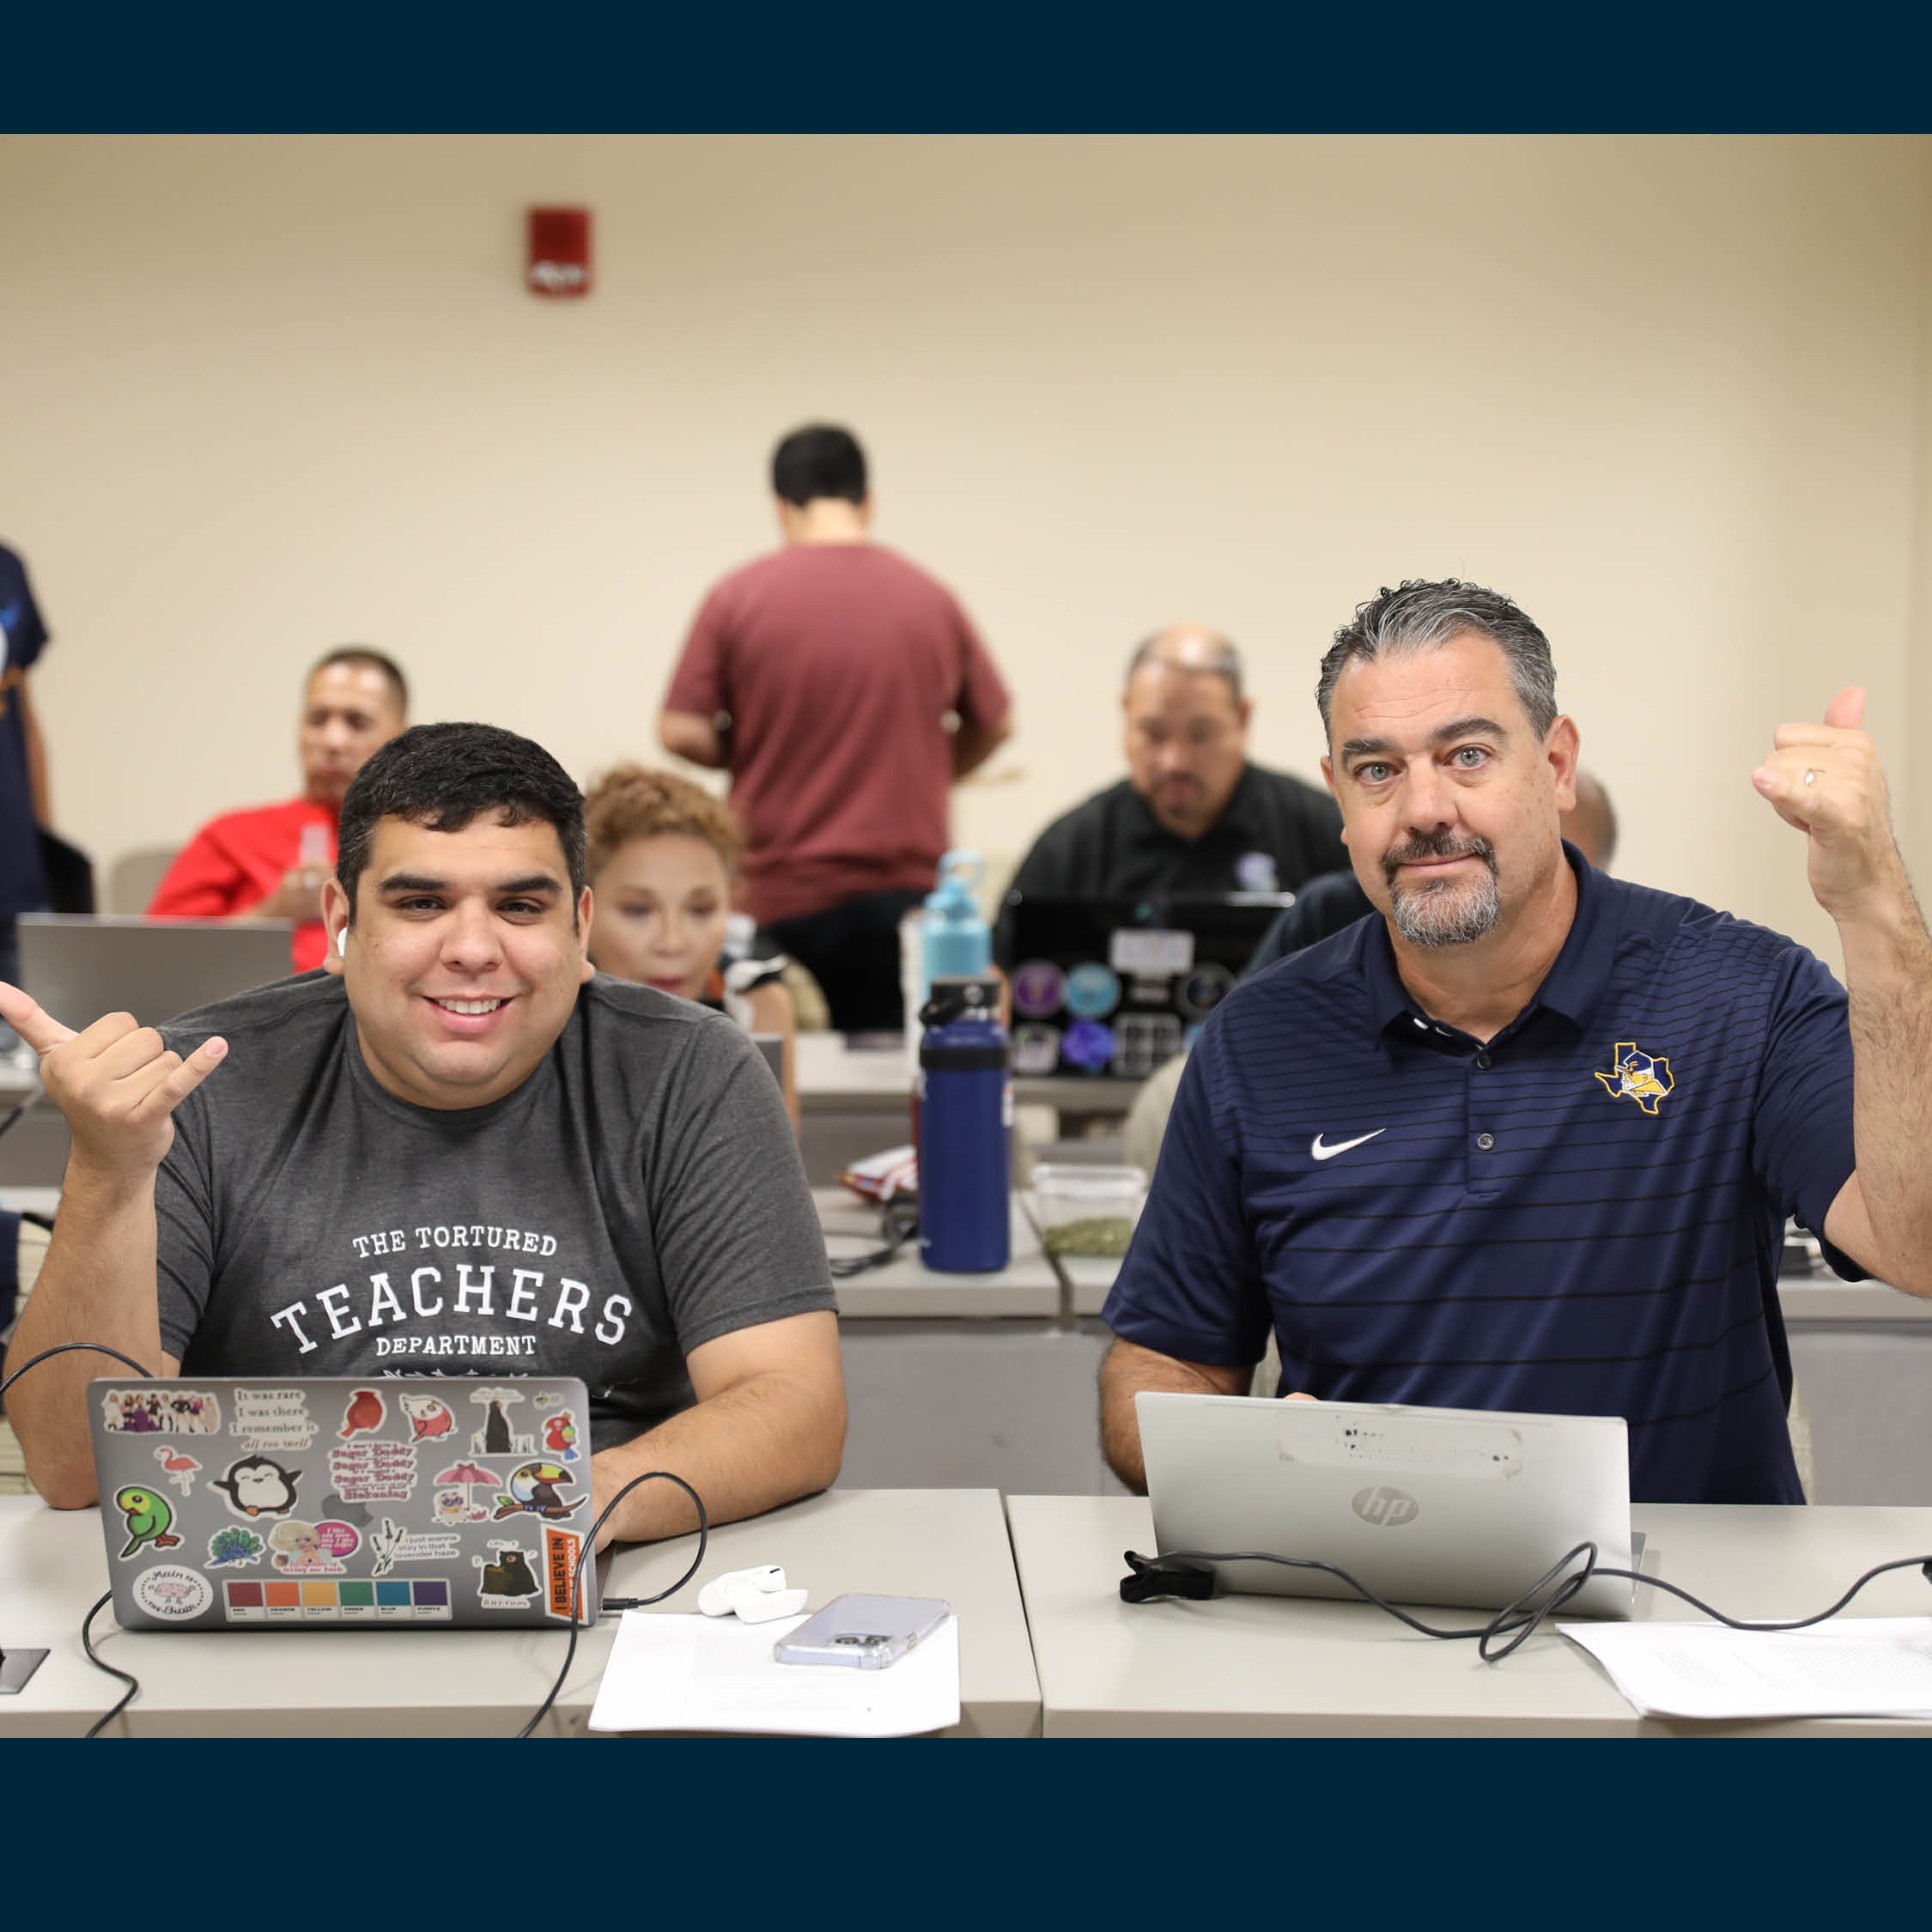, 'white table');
0,1488,1040,1737
1007,1494,1932,1736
